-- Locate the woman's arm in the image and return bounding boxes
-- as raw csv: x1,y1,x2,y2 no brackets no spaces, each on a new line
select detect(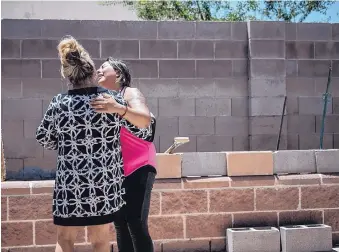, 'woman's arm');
122,87,151,128
36,96,58,150
91,88,151,129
